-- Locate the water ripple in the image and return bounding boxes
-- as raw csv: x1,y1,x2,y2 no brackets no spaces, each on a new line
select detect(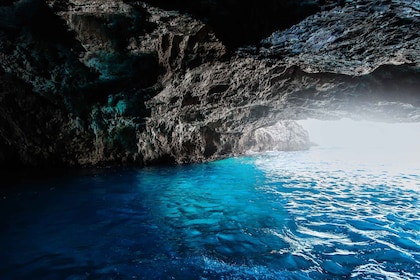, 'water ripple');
1,148,419,279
